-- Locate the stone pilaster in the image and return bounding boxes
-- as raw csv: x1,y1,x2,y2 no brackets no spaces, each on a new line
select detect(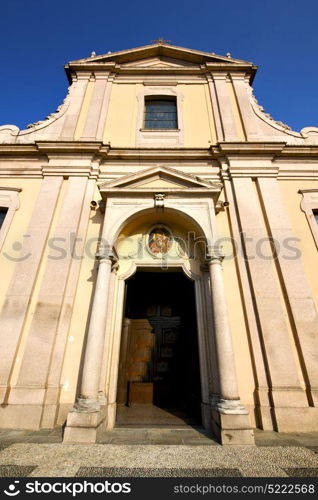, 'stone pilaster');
223,179,271,430
206,74,224,142
42,178,97,428
231,74,261,140
16,177,88,389
212,74,239,141
257,177,318,407
82,73,114,141
60,76,90,140
232,177,310,431
0,177,63,410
